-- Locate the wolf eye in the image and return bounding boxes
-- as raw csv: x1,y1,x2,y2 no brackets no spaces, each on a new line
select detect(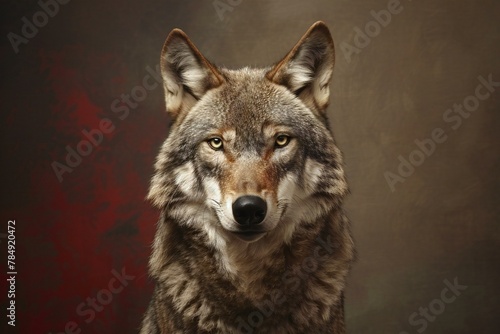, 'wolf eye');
207,137,223,150
275,134,291,148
